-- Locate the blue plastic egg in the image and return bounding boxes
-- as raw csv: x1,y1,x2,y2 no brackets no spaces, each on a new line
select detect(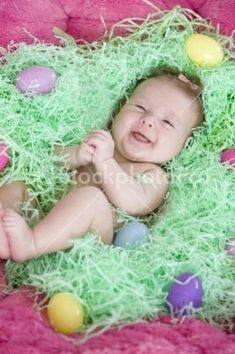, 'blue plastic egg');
16,65,57,95
113,221,150,249
166,272,203,315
